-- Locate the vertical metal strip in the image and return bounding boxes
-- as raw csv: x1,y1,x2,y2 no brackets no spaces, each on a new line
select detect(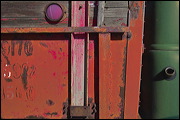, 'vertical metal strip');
71,1,86,106
99,33,111,119
124,1,145,119
84,1,90,106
